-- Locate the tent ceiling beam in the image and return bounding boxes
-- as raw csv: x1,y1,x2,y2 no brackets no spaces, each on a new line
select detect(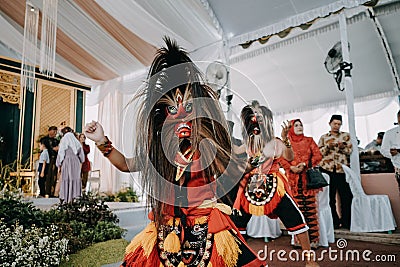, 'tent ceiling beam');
367,7,400,91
